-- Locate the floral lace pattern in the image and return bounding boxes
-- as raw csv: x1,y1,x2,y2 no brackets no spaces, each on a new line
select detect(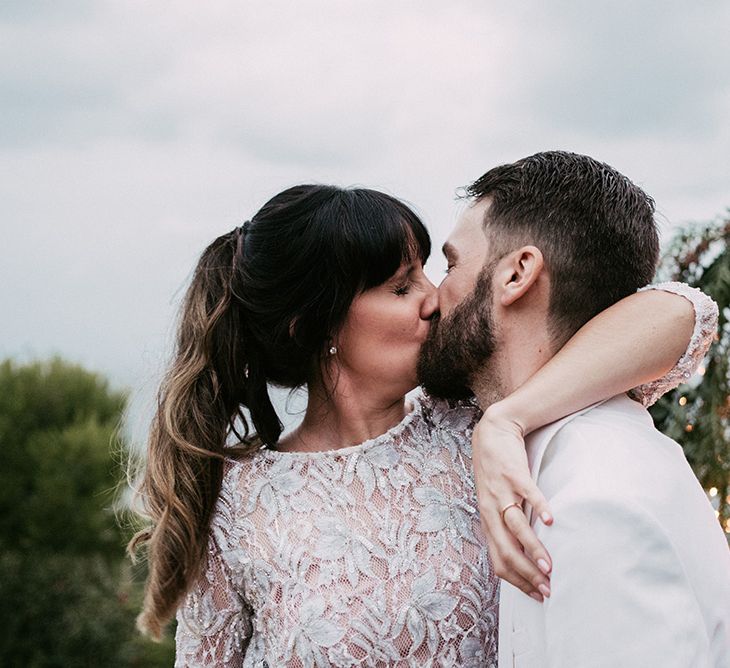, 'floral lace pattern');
176,396,497,668
175,281,717,668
